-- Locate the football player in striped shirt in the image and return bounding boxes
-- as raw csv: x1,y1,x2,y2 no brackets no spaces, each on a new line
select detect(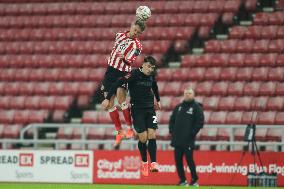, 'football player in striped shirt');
101,20,146,147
